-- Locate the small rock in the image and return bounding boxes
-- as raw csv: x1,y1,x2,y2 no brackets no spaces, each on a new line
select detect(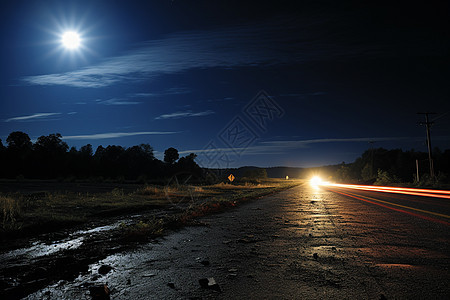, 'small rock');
199,277,221,292
228,268,238,272
308,234,312,237
226,273,237,278
237,238,251,243
126,279,131,285
331,247,337,251
313,253,319,260
167,282,175,289
142,273,156,278
89,284,110,300
98,265,113,275
34,267,47,277
222,240,232,244
200,260,210,266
